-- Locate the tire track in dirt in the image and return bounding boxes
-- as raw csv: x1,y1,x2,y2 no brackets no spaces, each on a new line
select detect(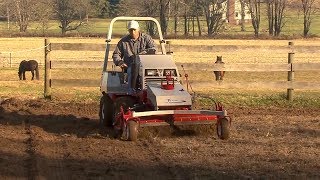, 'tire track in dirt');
23,118,38,180
52,135,72,179
136,140,183,179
